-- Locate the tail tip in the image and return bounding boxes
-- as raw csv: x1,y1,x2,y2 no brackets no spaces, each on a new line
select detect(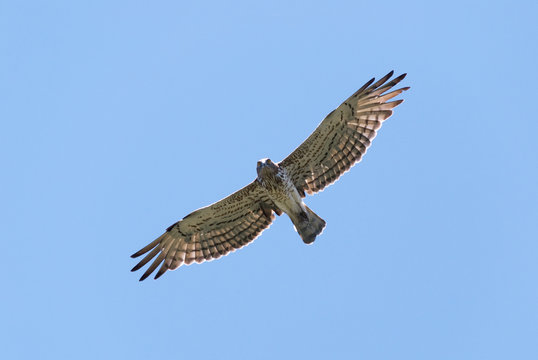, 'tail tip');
302,235,317,244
